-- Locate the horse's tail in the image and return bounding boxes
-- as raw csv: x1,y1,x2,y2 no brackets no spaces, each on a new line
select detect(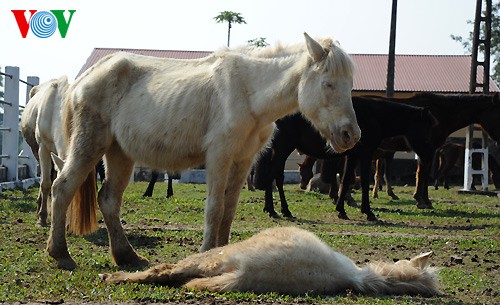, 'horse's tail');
357,260,441,297
62,92,99,236
66,169,99,235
